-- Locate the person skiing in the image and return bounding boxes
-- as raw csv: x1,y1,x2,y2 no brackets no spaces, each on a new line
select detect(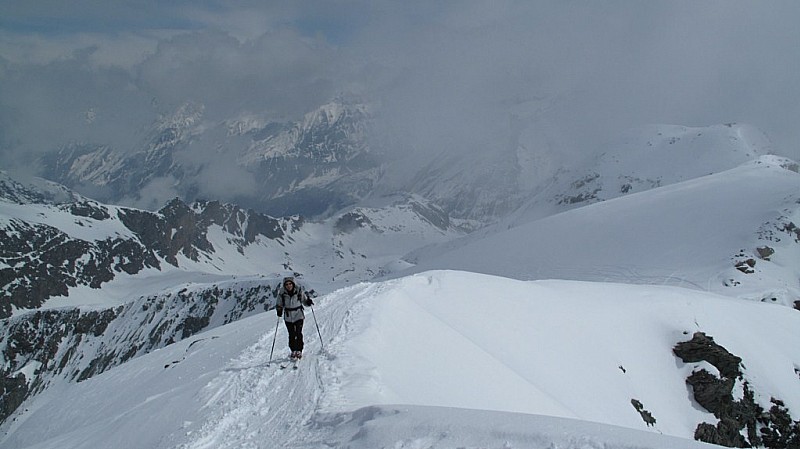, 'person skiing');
275,276,313,360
